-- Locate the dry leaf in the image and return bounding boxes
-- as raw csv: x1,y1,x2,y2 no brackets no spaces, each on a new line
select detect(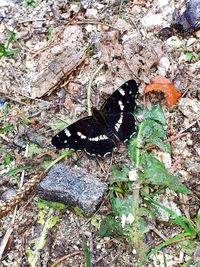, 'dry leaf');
144,76,181,106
